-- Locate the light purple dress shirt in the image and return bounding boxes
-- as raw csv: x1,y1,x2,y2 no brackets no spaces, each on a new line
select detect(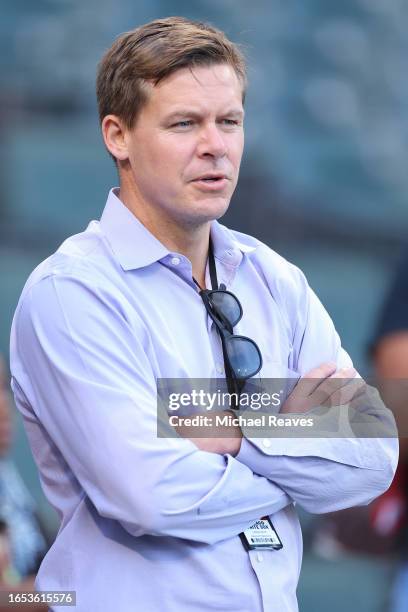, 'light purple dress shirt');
10,189,398,611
